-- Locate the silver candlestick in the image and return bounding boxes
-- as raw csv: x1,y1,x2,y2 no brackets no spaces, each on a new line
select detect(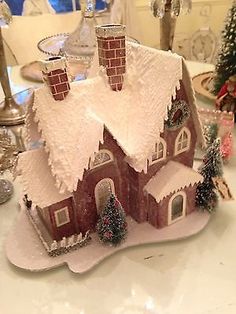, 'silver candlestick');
0,0,25,126
0,128,18,204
